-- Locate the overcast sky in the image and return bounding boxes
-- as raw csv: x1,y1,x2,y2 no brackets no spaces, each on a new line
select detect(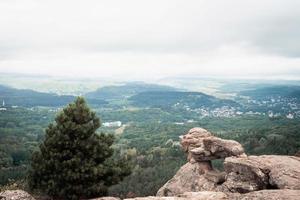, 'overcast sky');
0,0,300,80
